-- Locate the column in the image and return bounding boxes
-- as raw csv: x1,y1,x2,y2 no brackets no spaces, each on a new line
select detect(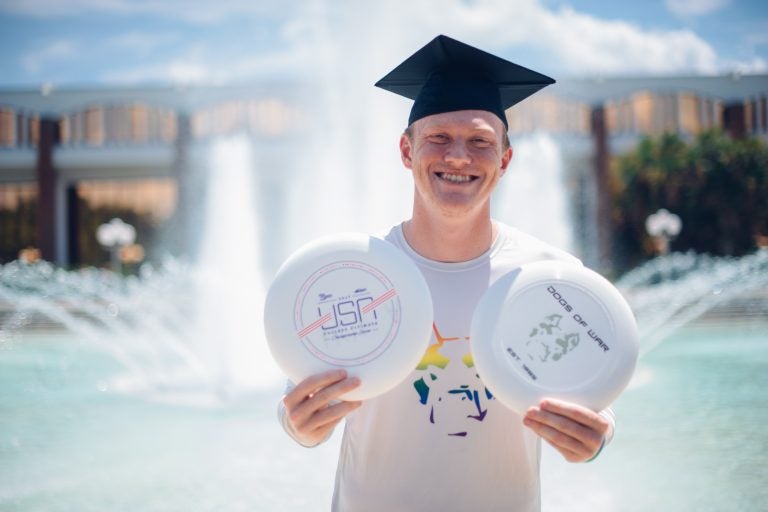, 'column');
171,111,193,257
35,118,59,262
590,105,613,274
